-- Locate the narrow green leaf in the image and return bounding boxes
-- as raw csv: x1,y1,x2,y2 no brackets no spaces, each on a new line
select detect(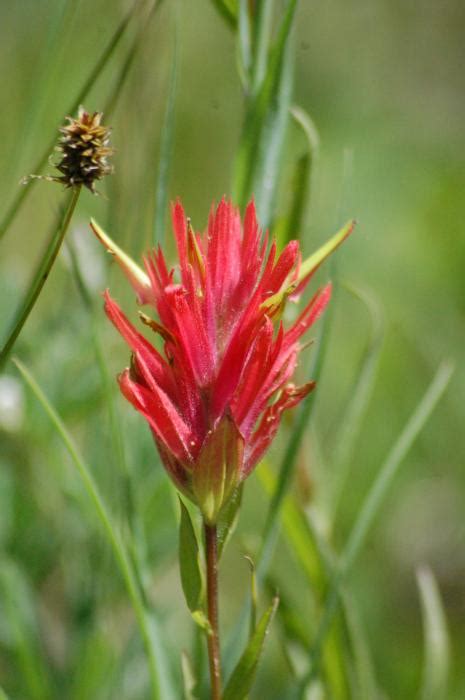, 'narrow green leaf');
417,566,450,700
0,187,81,370
305,361,454,684
0,687,10,700
153,17,178,246
223,596,279,700
191,610,213,636
0,0,143,239
13,357,173,700
179,498,204,612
